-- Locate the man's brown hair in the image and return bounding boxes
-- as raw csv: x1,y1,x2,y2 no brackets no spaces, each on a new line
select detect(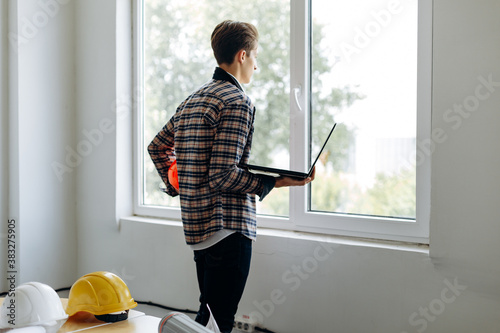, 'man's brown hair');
211,20,259,65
